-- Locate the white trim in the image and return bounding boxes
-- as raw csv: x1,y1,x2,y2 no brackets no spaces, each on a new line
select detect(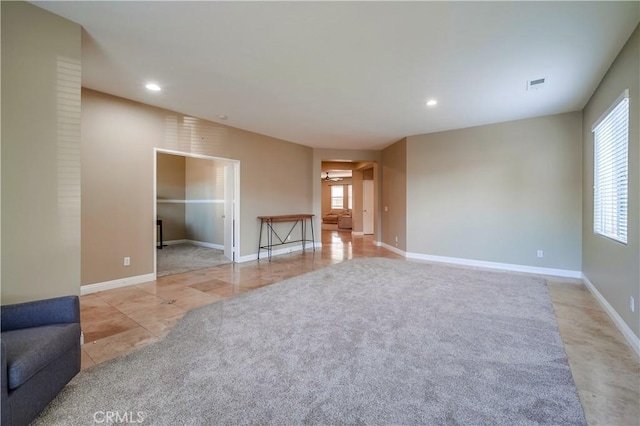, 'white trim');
163,239,189,245
153,150,158,283
237,242,323,263
352,231,364,236
380,242,406,257
157,199,224,204
163,239,224,250
405,252,582,278
81,273,156,295
232,162,241,263
582,273,640,356
190,240,224,250
156,148,234,162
